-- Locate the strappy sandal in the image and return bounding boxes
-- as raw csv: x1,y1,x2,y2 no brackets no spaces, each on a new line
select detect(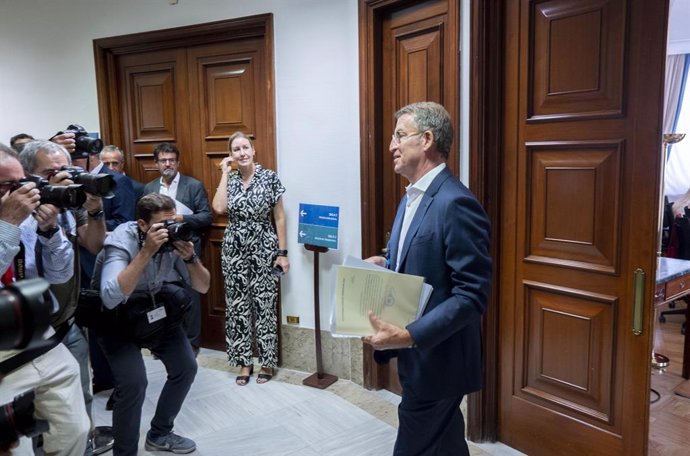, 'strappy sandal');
256,367,273,384
235,365,253,386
